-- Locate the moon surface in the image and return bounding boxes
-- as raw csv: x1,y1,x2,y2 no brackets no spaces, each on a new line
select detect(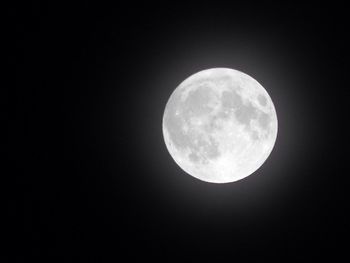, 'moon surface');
162,68,278,183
